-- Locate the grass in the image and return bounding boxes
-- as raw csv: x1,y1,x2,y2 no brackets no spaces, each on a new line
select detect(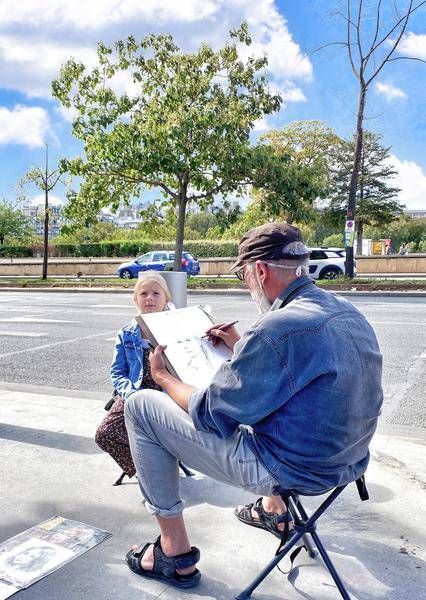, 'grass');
0,275,424,291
